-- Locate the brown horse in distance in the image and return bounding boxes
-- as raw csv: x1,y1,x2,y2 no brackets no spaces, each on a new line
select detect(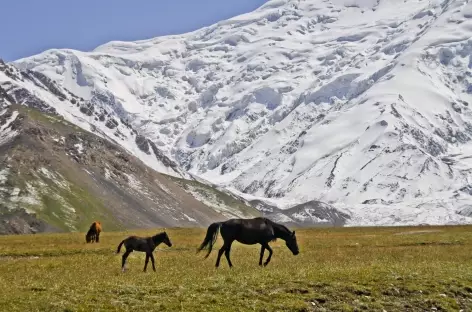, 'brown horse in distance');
85,221,102,243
